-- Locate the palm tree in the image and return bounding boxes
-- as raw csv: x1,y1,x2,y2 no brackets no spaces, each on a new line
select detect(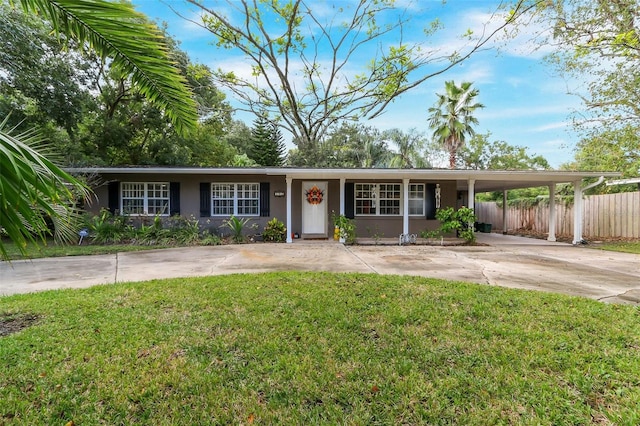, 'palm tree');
428,81,484,169
384,128,430,169
1,0,197,258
